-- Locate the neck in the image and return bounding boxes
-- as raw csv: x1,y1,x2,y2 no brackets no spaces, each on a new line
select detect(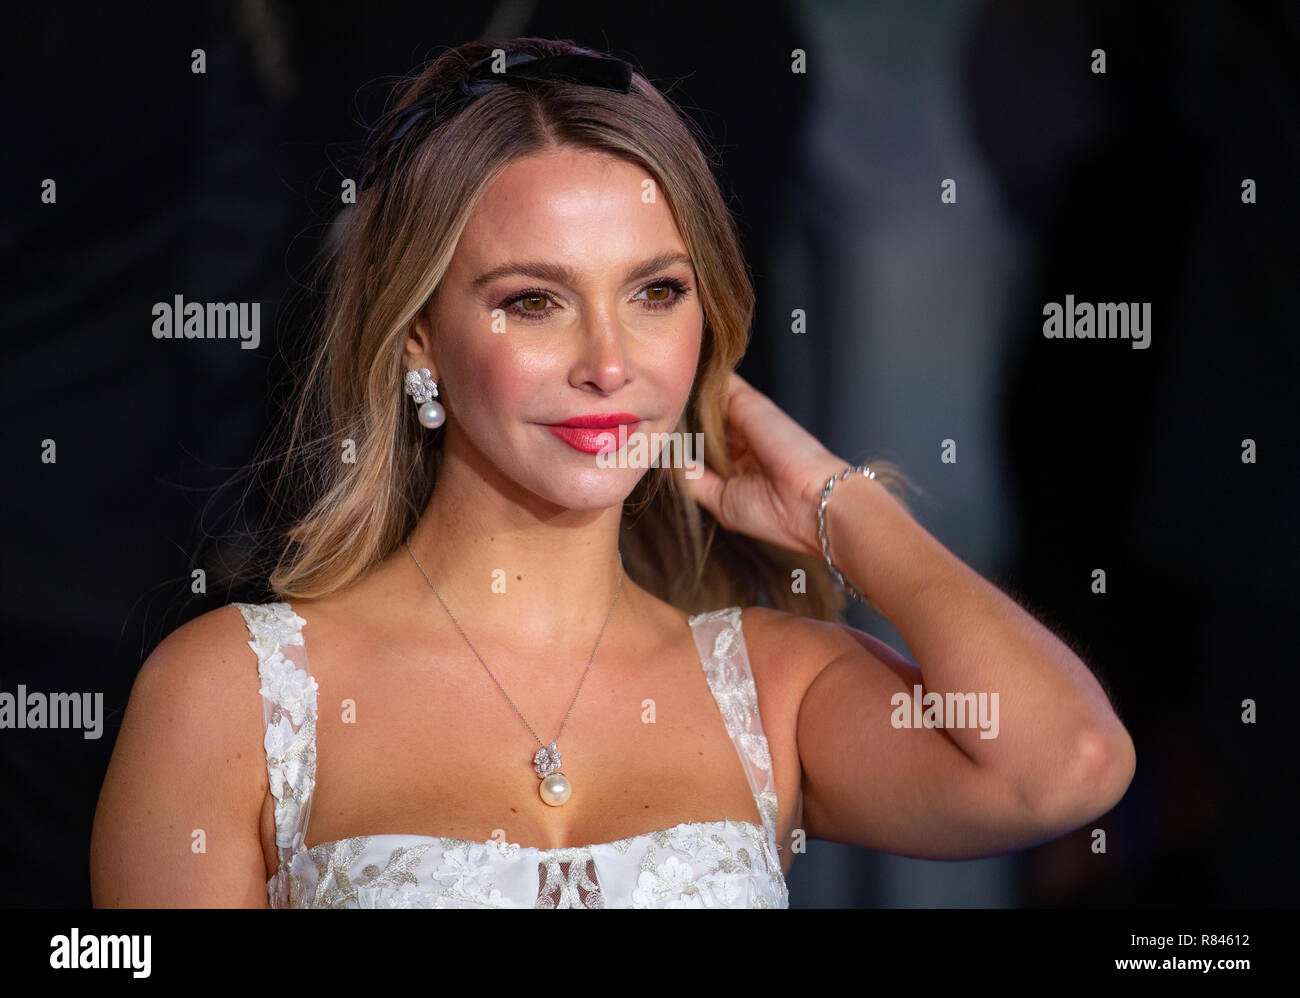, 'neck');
399,451,635,653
